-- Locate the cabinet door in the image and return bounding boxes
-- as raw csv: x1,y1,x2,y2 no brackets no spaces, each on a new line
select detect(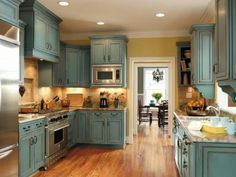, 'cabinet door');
91,39,107,64
34,15,48,53
107,117,123,144
19,134,34,177
90,115,106,144
215,0,229,80
0,0,19,26
77,111,87,143
66,48,79,86
47,22,60,56
108,39,123,64
198,30,214,84
67,114,74,147
79,48,90,87
33,129,45,170
53,43,66,86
